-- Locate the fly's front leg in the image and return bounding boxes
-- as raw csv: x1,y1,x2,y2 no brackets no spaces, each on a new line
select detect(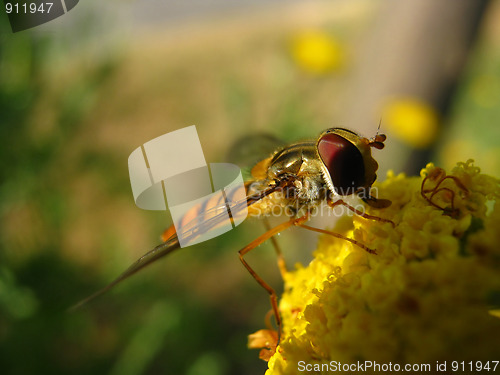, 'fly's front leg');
298,223,377,254
328,198,395,227
239,213,310,340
